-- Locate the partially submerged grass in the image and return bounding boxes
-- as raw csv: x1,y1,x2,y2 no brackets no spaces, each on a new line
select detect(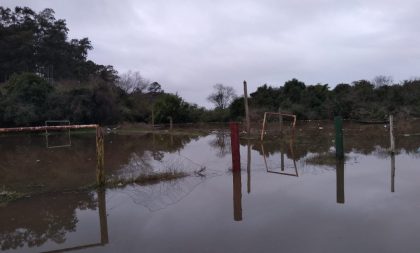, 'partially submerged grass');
305,152,348,167
106,170,189,188
0,191,26,205
0,170,189,204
